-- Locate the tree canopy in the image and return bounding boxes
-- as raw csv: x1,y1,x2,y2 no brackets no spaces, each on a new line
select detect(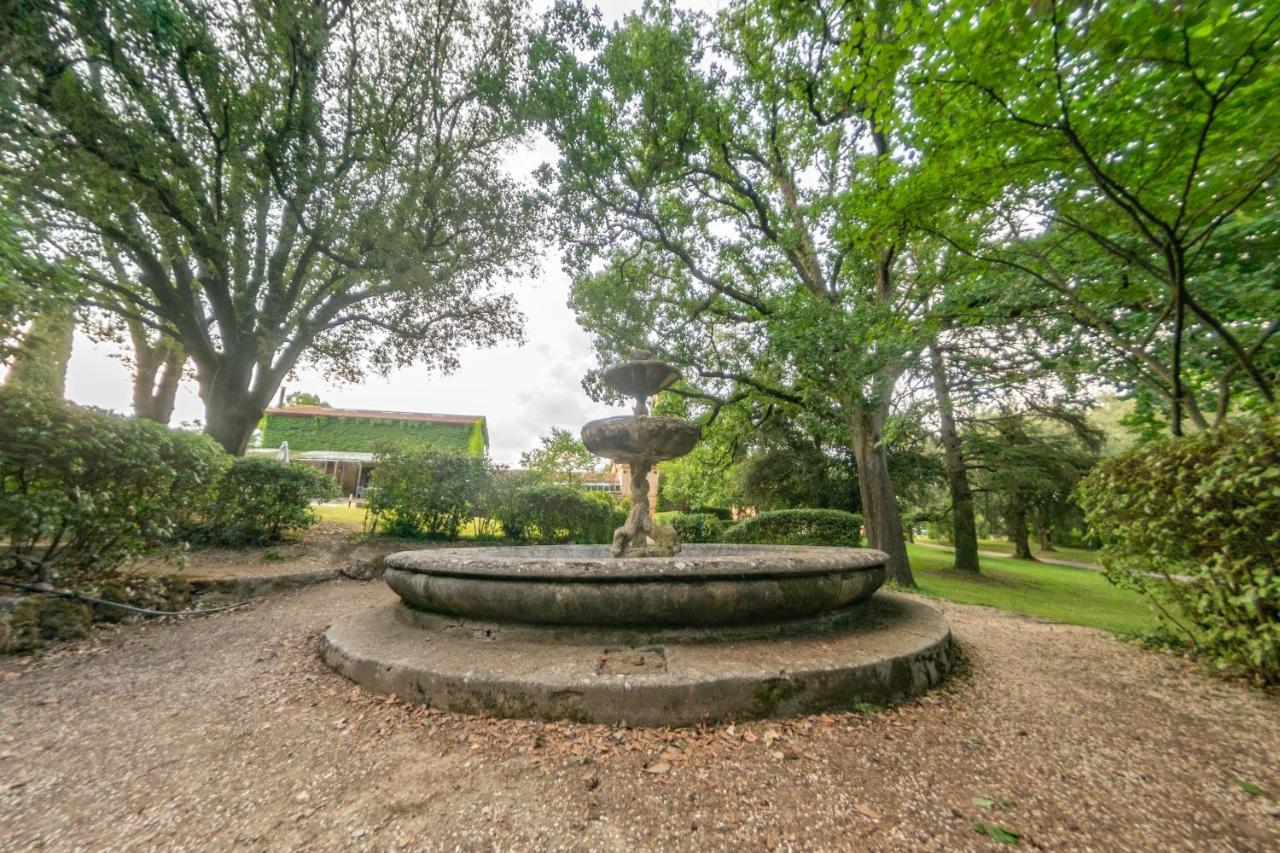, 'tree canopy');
1,0,541,451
